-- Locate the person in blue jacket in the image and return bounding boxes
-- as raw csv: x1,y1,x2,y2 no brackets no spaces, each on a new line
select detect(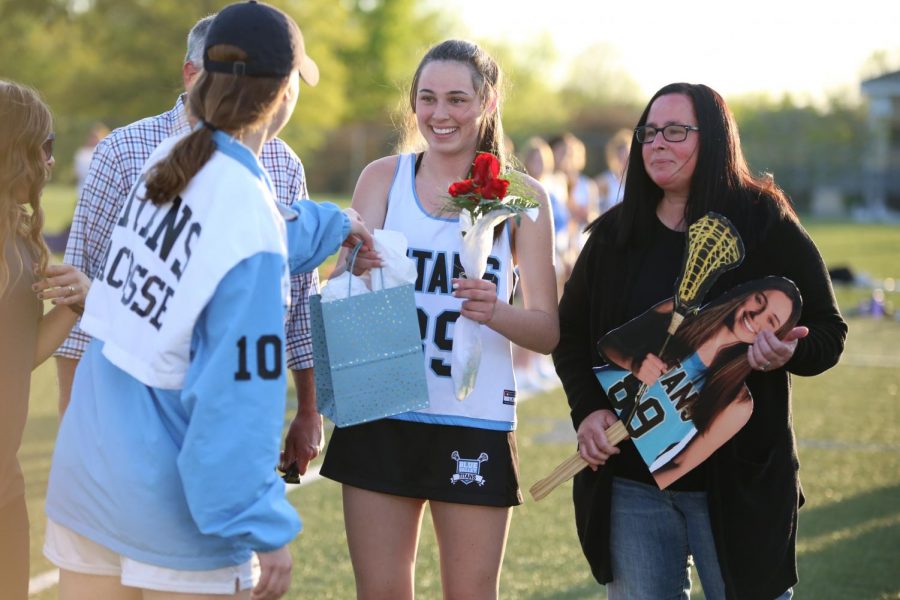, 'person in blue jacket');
43,3,373,600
